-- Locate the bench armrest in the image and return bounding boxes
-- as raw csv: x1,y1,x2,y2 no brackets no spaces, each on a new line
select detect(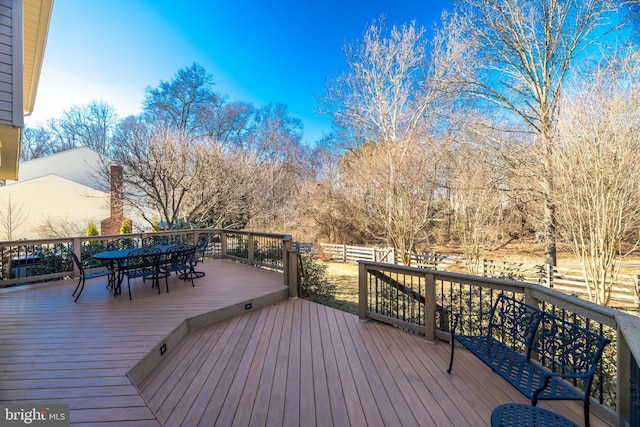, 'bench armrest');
532,370,591,403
